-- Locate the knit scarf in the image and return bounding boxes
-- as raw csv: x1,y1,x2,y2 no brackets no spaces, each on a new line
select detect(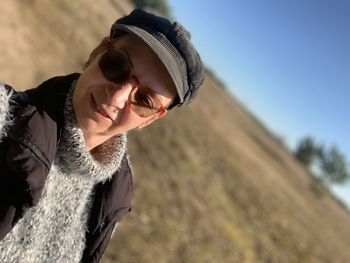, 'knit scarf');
0,83,126,262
